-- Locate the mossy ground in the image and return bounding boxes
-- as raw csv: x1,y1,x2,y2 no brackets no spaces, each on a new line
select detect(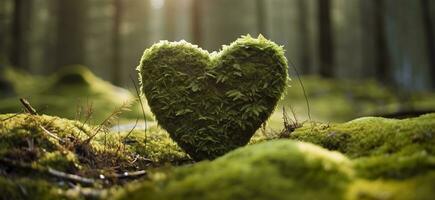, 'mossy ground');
287,113,435,179
266,76,435,131
2,67,435,199
116,140,354,200
1,113,435,200
0,113,186,200
0,66,153,124
116,113,435,200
